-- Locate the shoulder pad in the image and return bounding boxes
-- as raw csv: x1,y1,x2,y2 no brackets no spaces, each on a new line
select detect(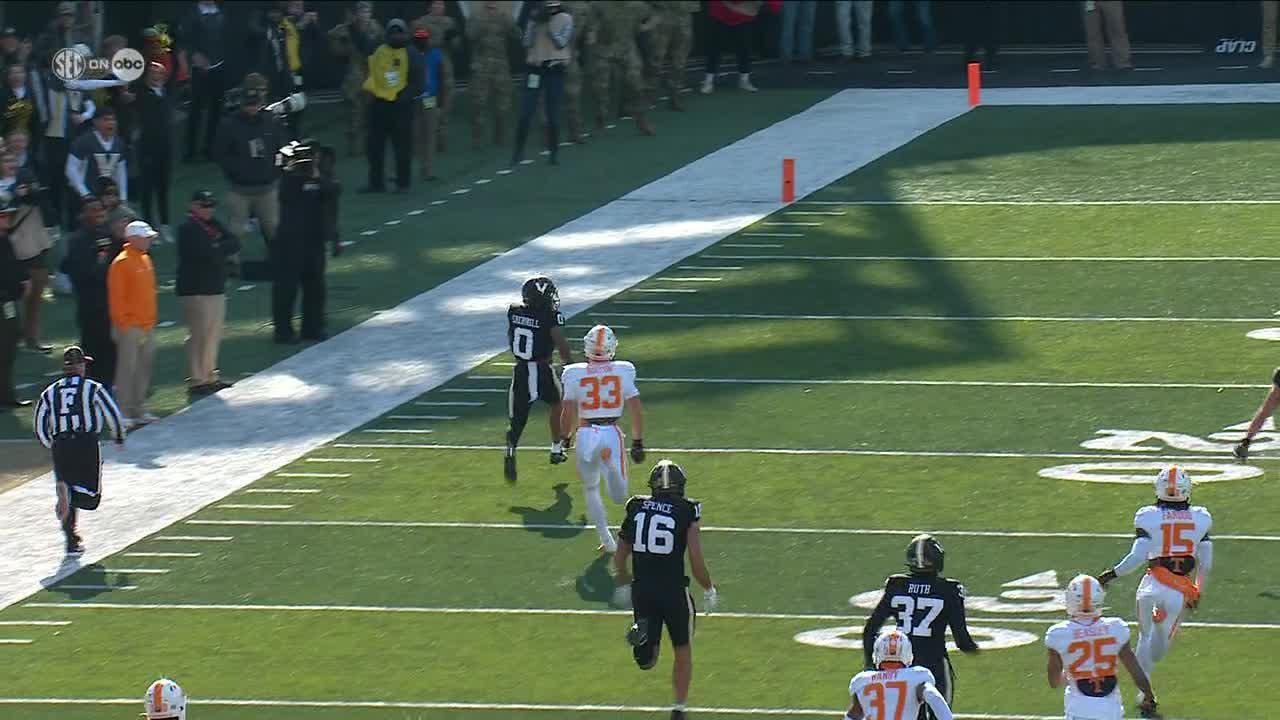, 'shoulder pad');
1134,505,1158,523
884,573,910,590
1193,505,1212,518
943,577,967,596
